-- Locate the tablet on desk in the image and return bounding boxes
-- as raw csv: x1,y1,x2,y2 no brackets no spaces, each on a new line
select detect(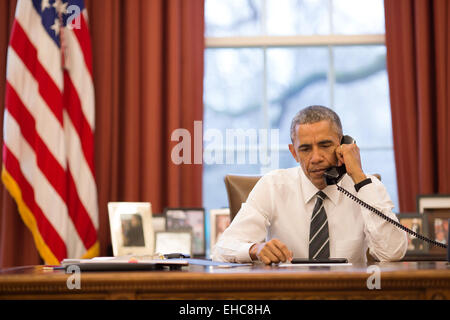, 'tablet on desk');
291,258,348,264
